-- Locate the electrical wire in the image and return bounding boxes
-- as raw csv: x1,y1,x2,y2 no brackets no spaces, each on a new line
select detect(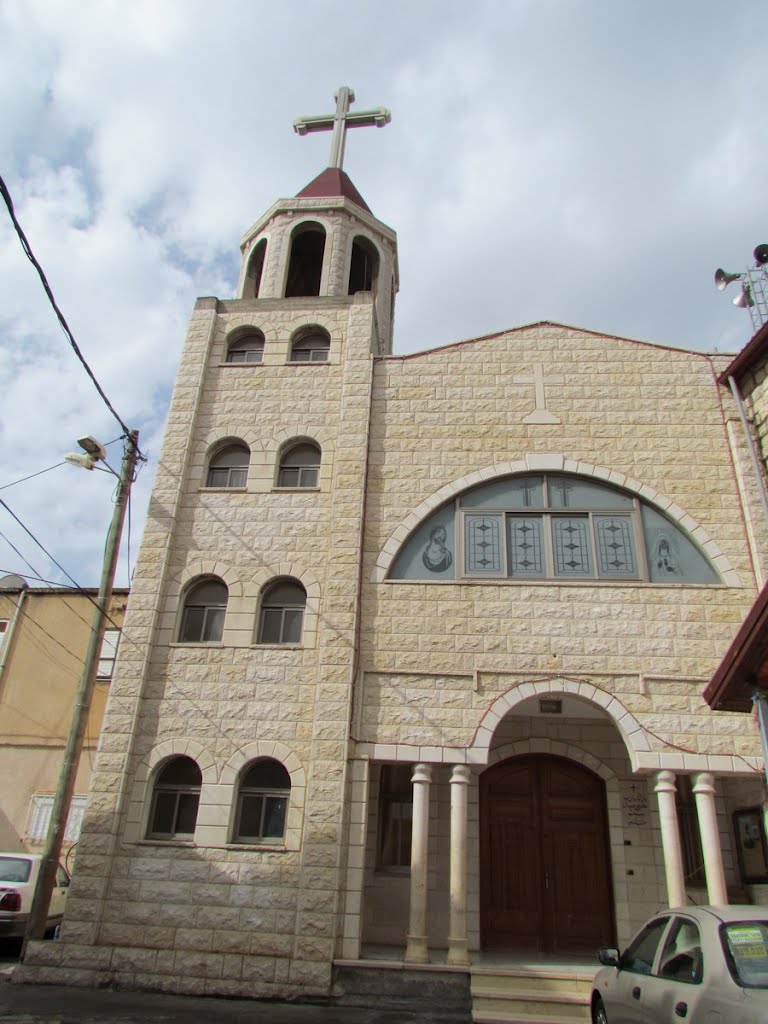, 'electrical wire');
0,174,138,445
0,461,67,492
